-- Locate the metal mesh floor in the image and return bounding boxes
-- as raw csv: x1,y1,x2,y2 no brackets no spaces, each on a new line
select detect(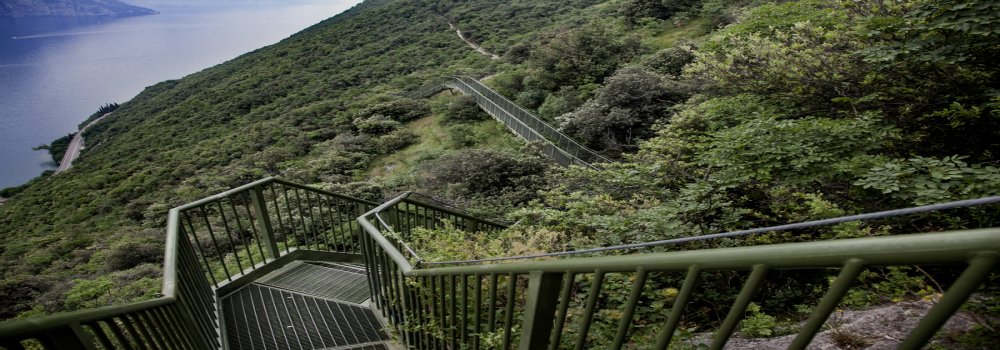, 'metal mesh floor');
317,341,391,350
257,263,370,304
221,262,387,350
